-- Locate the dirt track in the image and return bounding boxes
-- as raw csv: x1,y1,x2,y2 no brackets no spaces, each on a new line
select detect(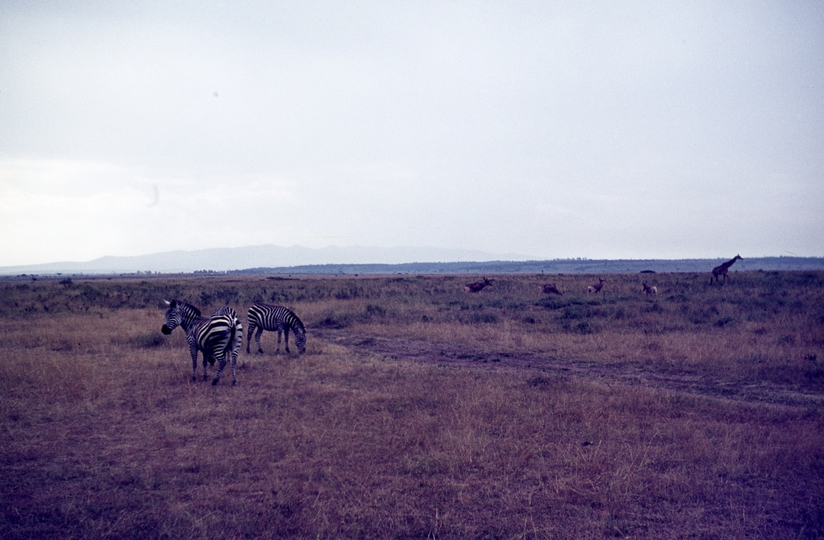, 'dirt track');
313,328,824,410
